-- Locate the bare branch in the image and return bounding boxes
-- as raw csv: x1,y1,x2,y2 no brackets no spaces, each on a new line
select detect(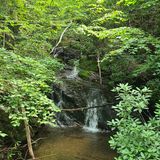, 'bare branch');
61,103,113,112
50,21,72,56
